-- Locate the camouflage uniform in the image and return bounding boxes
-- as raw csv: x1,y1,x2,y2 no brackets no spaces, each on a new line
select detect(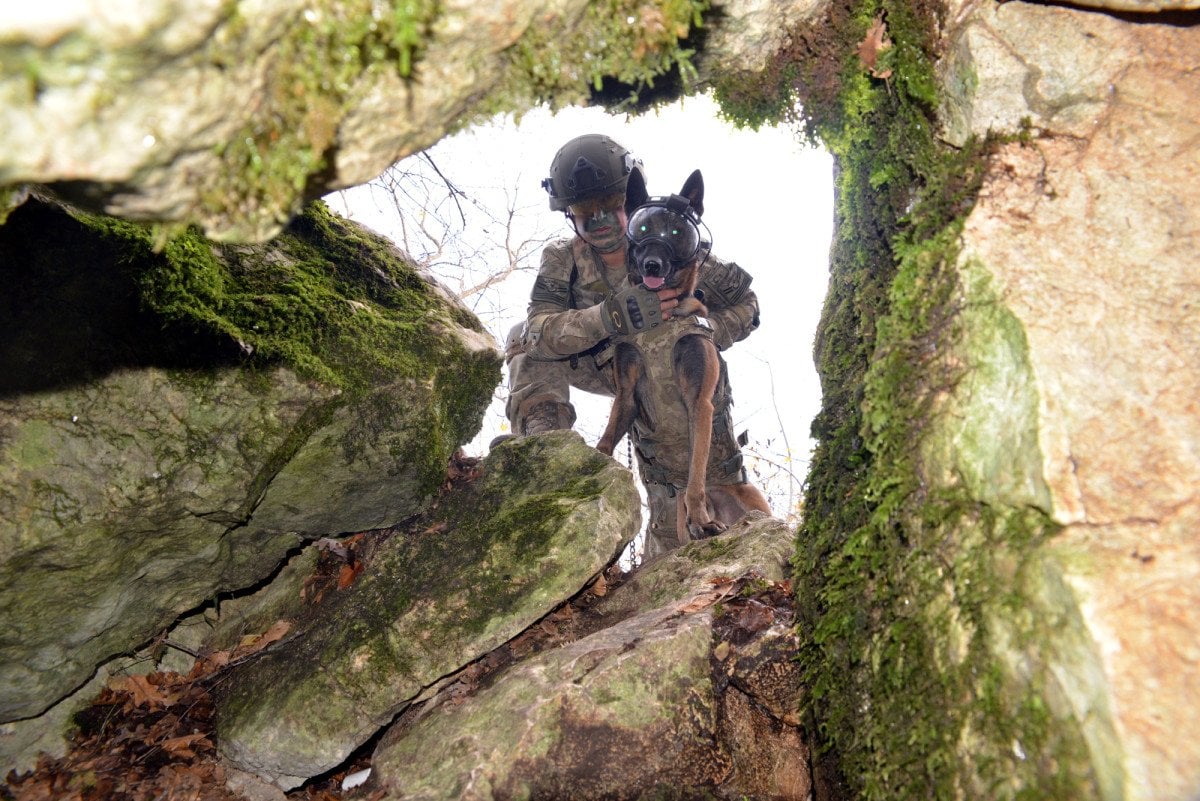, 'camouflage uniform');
505,235,760,559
